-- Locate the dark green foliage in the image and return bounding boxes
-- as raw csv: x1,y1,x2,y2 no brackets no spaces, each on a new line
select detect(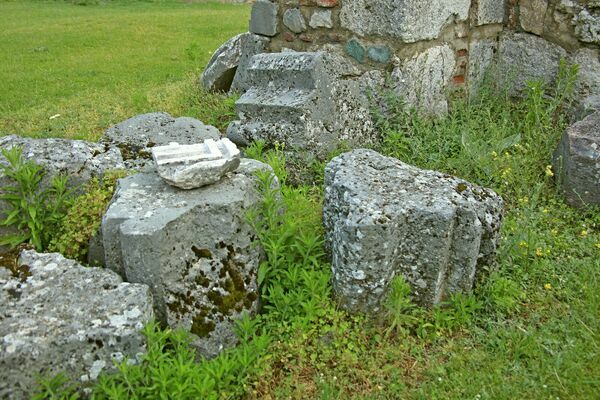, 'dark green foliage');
0,146,72,251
